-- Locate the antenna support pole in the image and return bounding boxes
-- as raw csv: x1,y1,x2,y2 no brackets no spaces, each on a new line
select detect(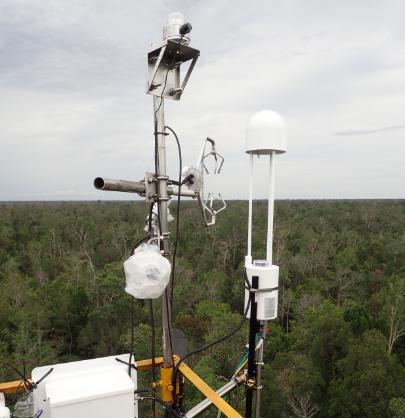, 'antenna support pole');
154,95,173,370
266,150,276,264
247,153,253,262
